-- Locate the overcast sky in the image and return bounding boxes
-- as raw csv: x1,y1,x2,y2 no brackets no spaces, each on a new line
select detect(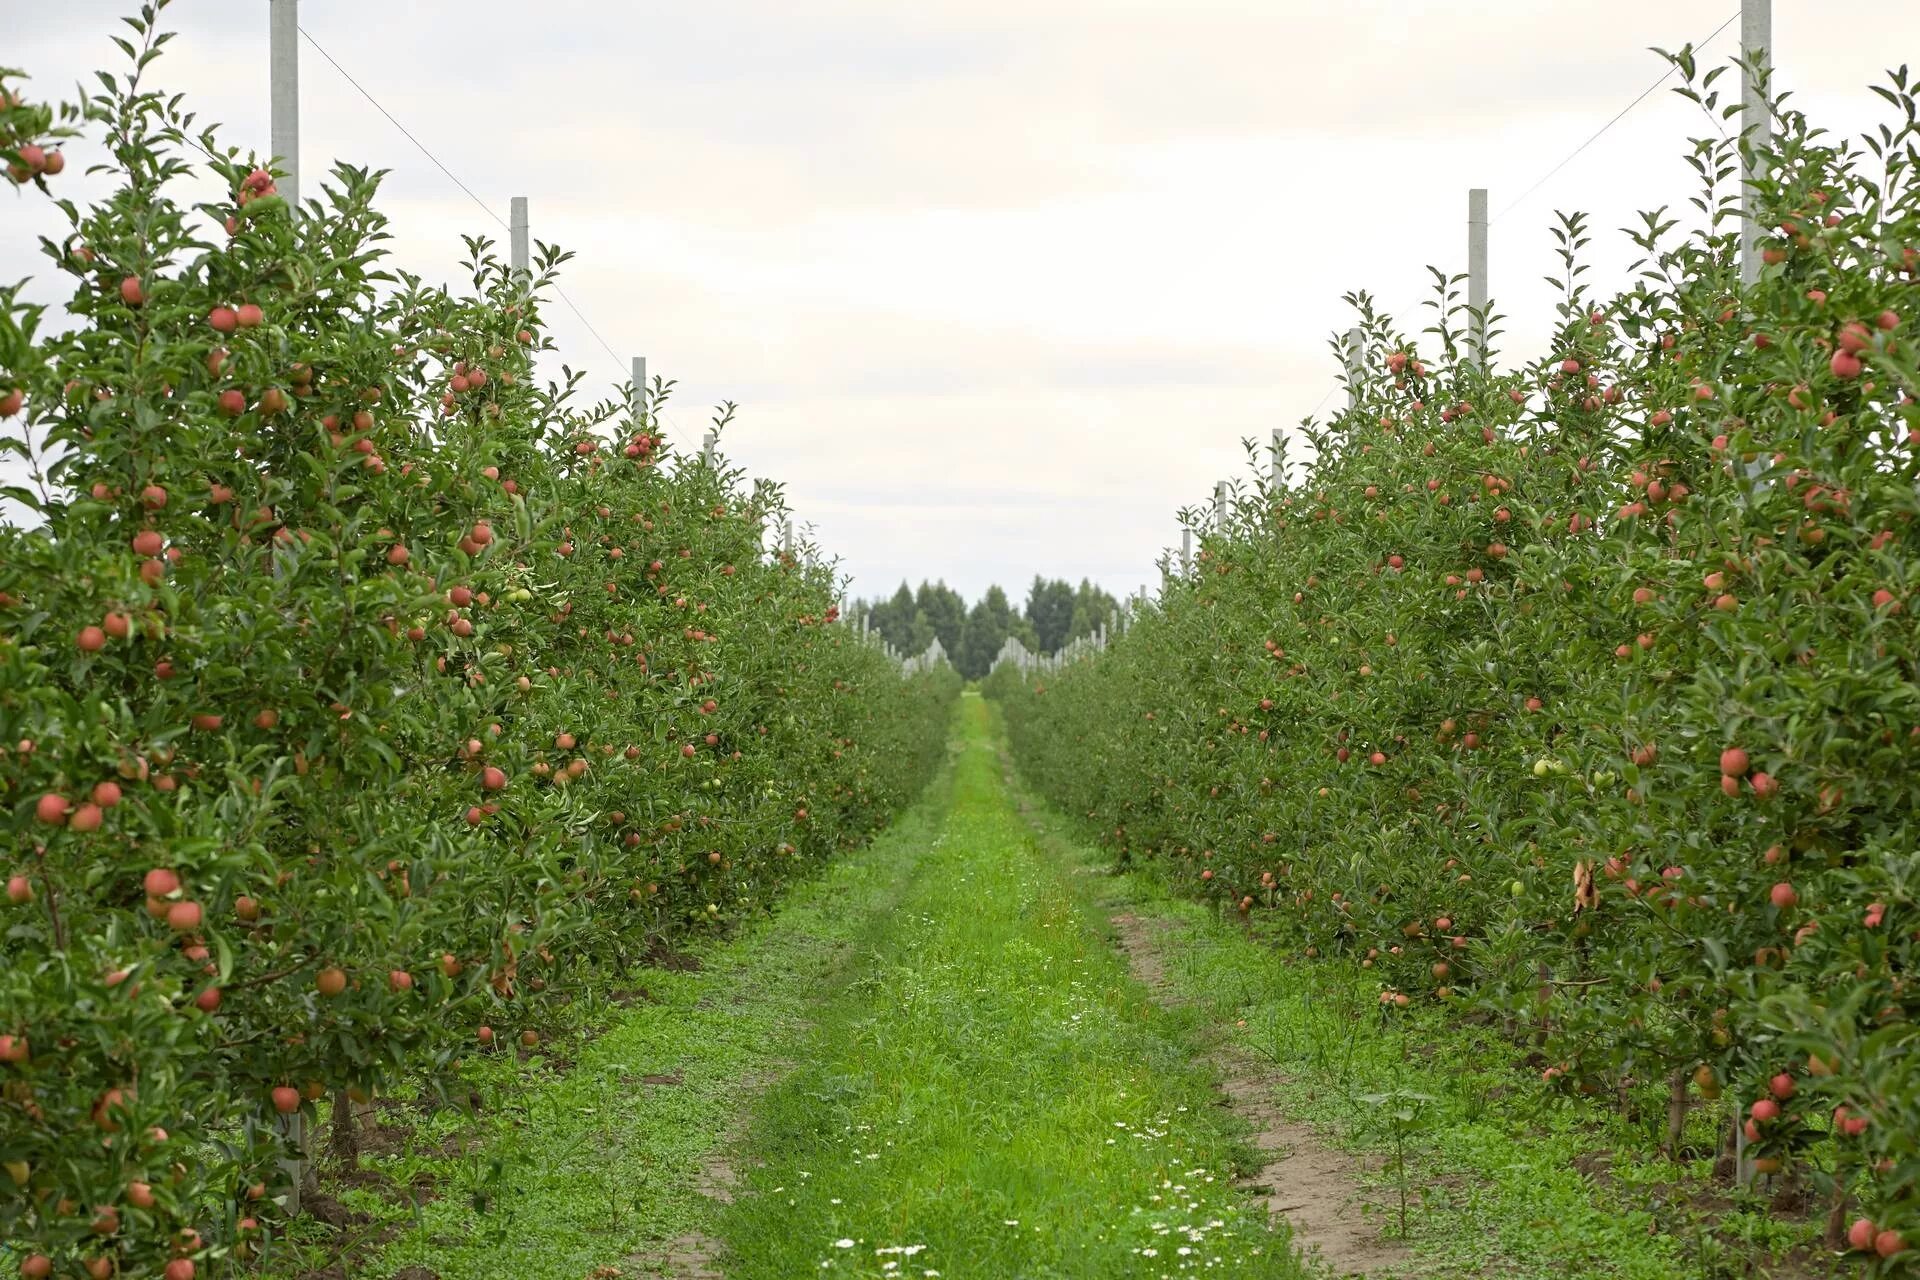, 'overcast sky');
7,2,1920,606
